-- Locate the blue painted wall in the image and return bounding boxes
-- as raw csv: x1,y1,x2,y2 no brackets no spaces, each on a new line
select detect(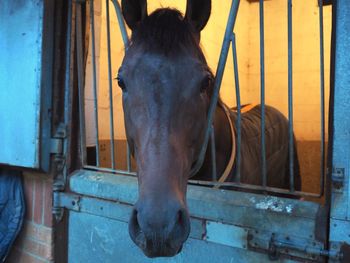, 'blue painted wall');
329,0,350,249
0,0,44,168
